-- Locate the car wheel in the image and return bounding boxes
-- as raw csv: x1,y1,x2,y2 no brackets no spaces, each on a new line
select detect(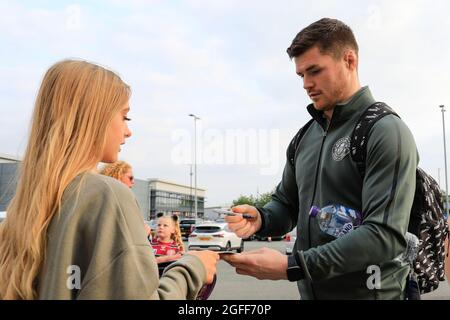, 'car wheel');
225,242,231,251
237,240,244,253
